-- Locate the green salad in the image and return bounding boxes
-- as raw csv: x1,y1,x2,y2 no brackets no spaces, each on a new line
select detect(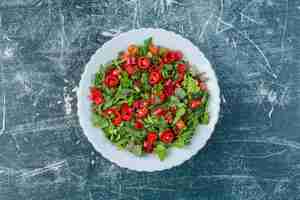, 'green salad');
89,38,209,160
